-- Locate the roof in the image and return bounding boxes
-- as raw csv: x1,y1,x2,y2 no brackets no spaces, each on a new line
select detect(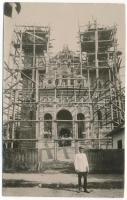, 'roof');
106,125,124,137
